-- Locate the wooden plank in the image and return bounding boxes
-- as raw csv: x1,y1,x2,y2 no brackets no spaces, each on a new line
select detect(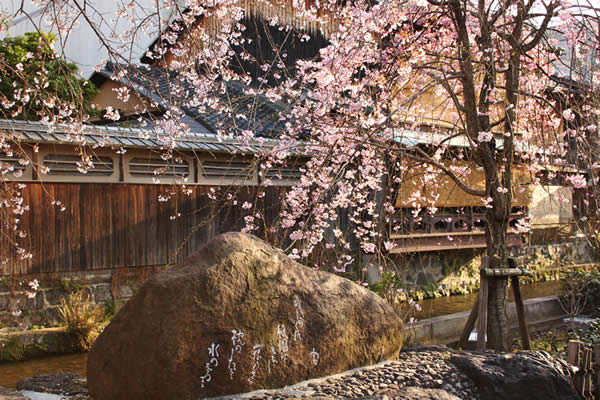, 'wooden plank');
111,184,128,268
483,268,531,277
165,186,179,266
41,184,56,273
390,230,486,239
594,345,600,399
583,347,593,398
69,184,81,271
53,184,71,271
569,340,582,395
569,340,582,365
96,183,114,270
135,185,147,267
511,276,531,350
146,185,162,265
126,184,138,267
458,297,479,349
2,182,294,275
28,184,43,274
476,273,488,350
389,233,524,253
